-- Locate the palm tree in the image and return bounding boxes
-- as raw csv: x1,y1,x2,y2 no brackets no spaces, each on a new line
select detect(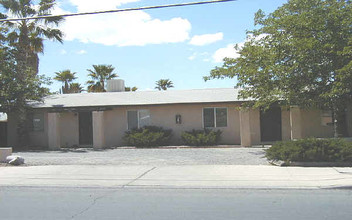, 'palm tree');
68,83,84,93
54,70,77,94
86,64,118,92
0,0,64,74
155,79,174,91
